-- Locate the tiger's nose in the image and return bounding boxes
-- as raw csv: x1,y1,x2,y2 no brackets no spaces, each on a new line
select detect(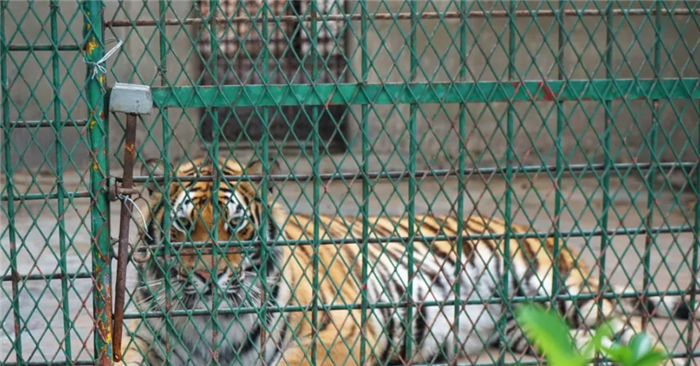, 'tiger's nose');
194,268,226,283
